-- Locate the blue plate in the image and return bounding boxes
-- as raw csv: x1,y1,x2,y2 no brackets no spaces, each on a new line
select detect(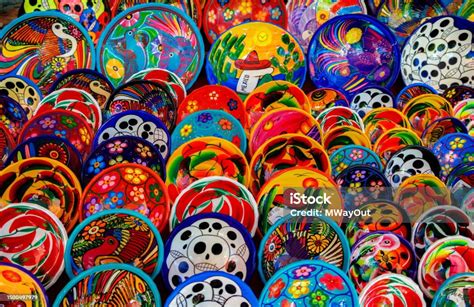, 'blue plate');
330,144,383,177
432,272,474,306
165,271,258,307
432,133,474,181
0,94,28,139
94,110,170,161
162,212,256,290
0,74,43,118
